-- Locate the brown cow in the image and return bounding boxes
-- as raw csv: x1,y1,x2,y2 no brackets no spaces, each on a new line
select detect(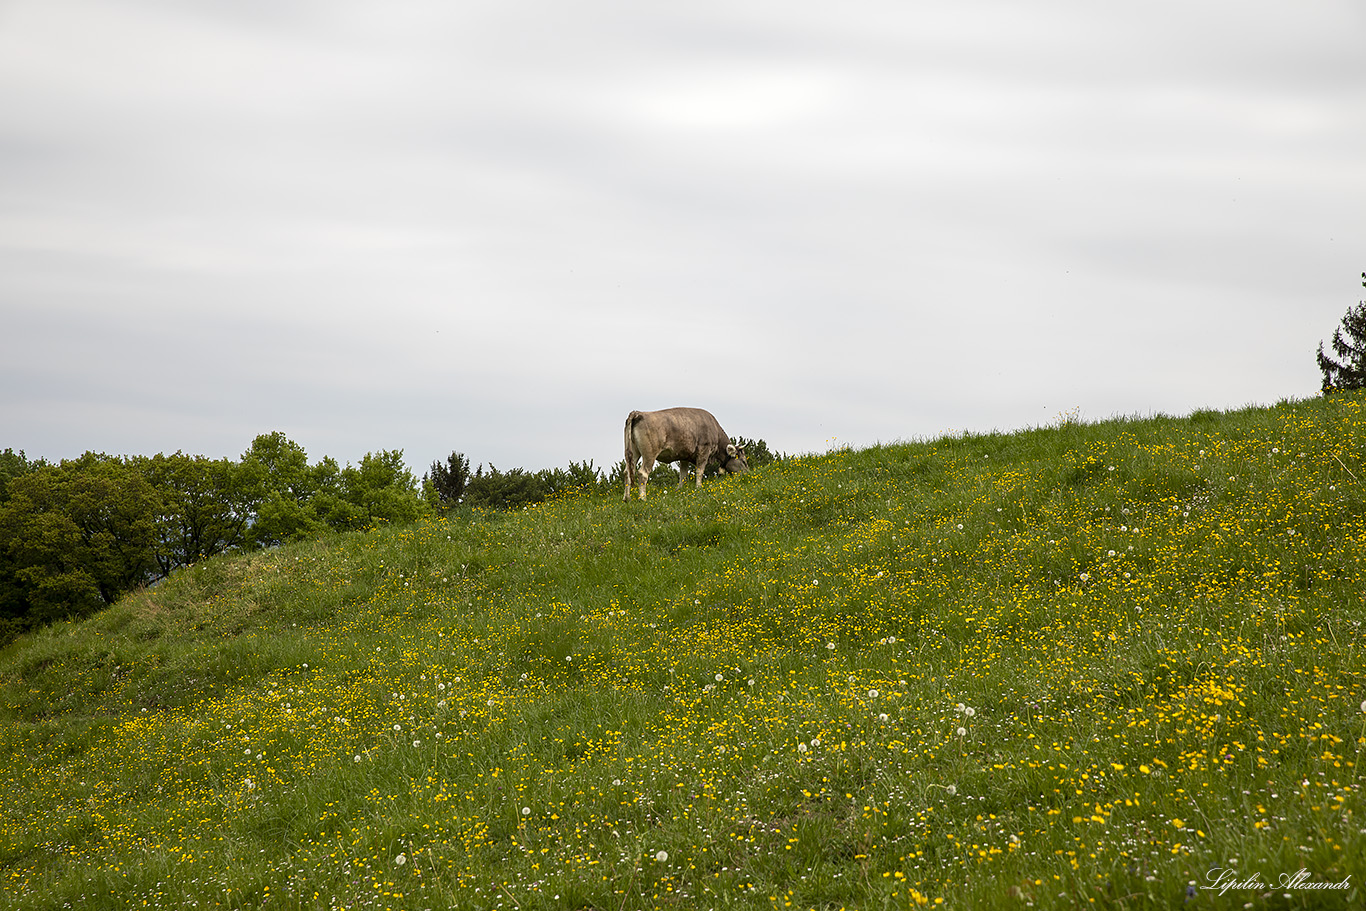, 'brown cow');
623,407,749,500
